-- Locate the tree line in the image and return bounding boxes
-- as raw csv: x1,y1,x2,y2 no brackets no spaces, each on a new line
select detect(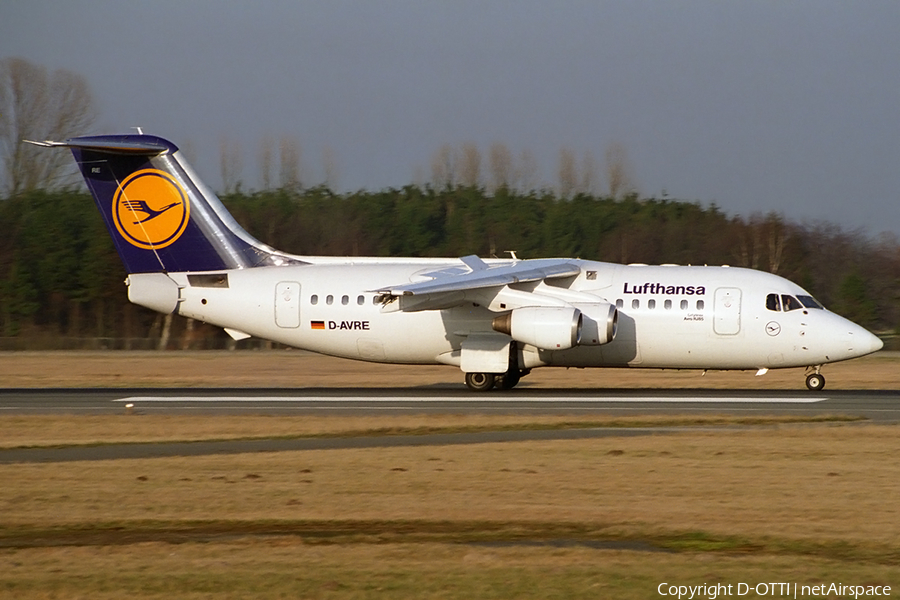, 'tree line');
0,185,897,349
